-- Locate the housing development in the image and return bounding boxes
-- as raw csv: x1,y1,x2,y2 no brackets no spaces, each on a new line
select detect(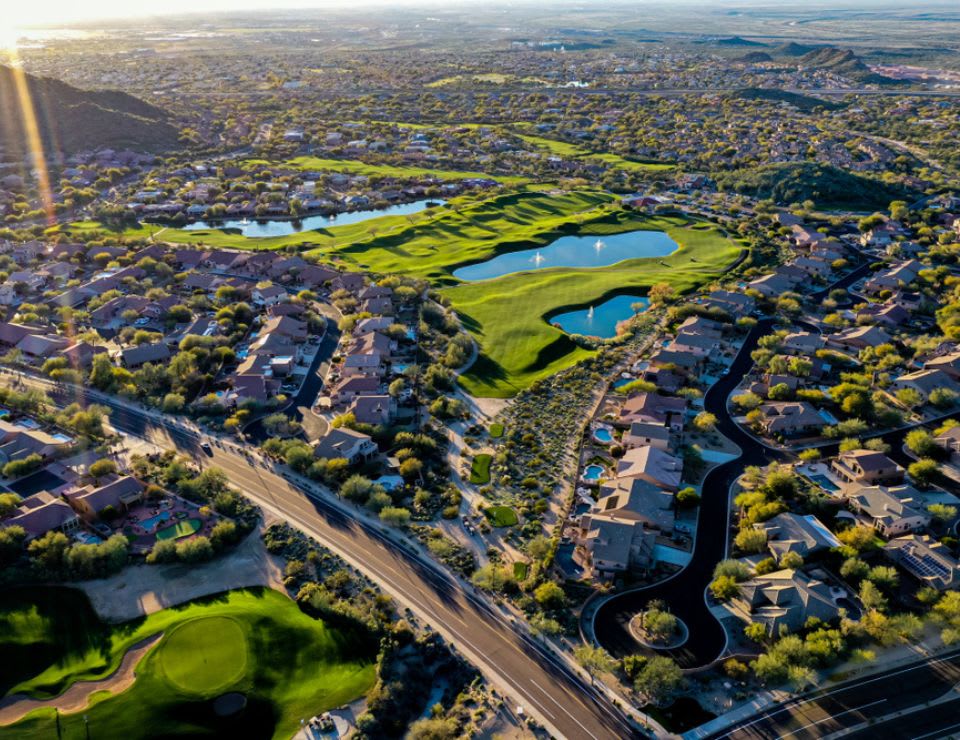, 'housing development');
4,2,960,739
